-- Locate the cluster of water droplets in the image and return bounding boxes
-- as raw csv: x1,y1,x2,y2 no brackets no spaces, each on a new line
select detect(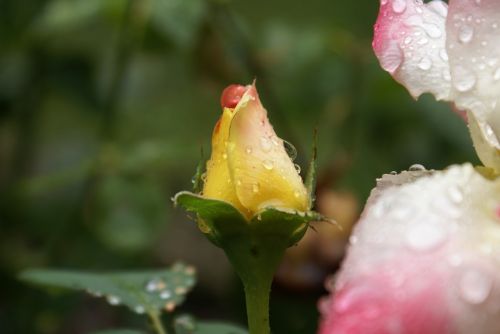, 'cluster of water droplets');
449,6,500,96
